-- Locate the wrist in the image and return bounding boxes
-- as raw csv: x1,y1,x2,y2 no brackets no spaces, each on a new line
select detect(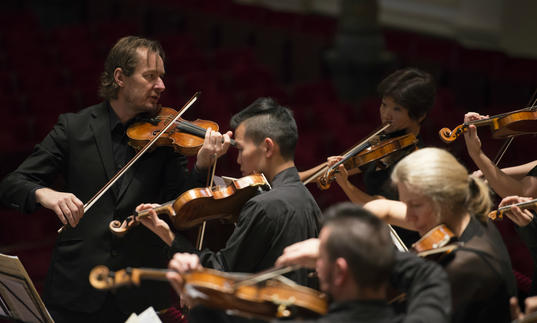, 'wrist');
156,224,175,246
35,187,51,204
